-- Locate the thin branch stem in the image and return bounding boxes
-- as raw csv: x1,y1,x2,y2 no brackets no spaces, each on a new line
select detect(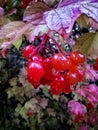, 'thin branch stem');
49,36,64,54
